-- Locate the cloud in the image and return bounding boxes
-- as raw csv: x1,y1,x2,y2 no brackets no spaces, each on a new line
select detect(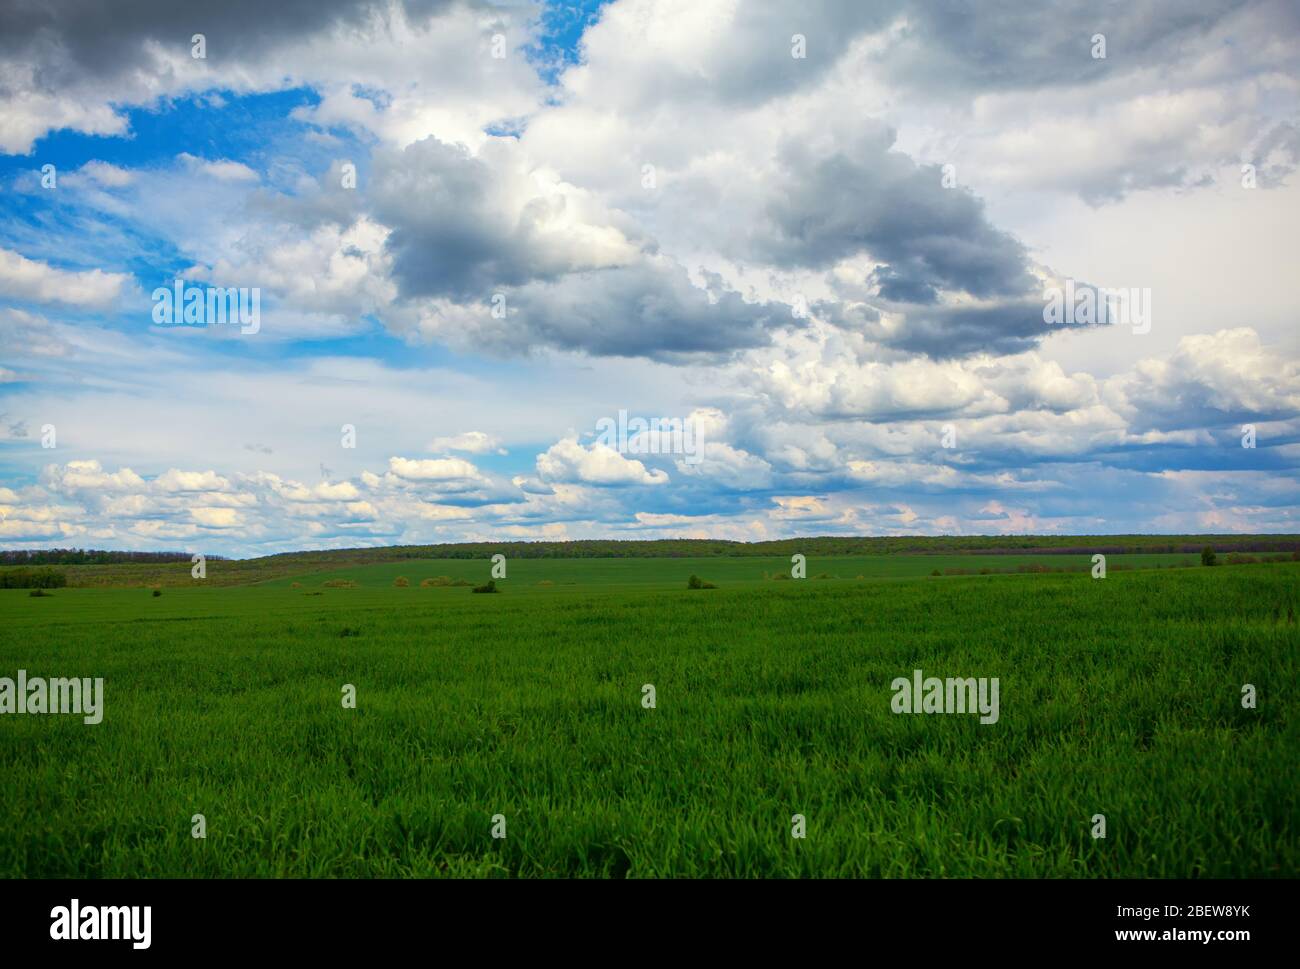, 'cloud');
1,0,1297,554
152,469,233,492
73,160,136,187
759,128,1033,298
191,506,241,527
1106,327,1300,432
371,135,641,301
561,0,895,111
177,153,260,182
428,431,505,454
0,0,538,153
0,308,73,356
536,435,669,486
41,459,145,493
0,249,129,308
396,257,796,360
387,456,484,482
